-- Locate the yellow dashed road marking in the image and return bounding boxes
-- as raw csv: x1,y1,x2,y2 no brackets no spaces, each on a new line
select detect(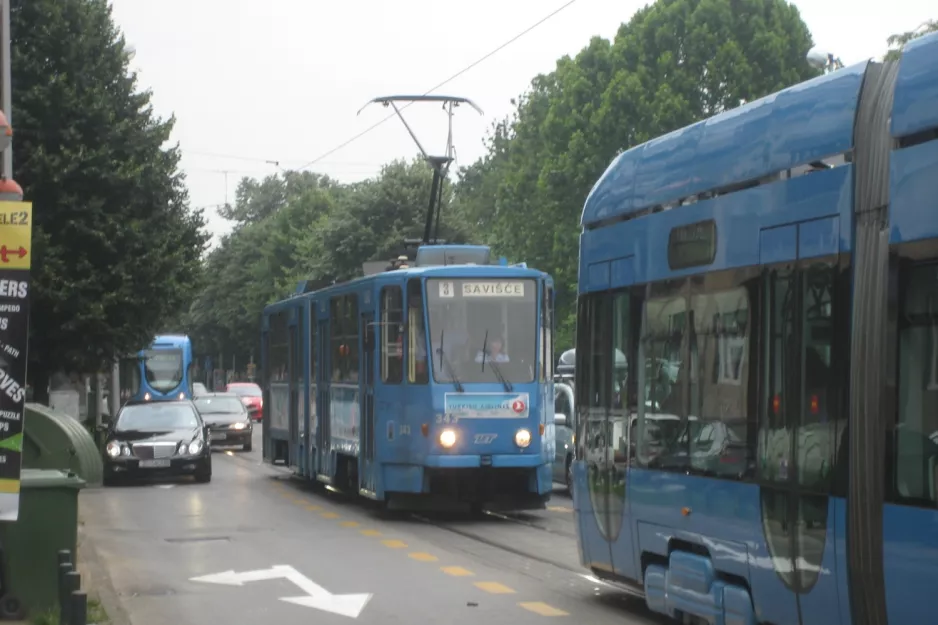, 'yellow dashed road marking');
305,504,322,511
408,552,438,562
475,582,516,594
547,506,573,512
519,602,569,616
382,539,408,549
292,498,307,505
319,512,340,519
340,521,360,528
441,566,474,577
360,529,382,537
